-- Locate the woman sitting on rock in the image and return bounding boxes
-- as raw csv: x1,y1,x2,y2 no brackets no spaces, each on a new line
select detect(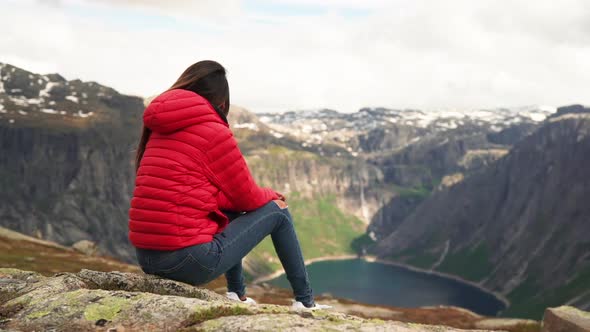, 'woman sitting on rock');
128,60,329,310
